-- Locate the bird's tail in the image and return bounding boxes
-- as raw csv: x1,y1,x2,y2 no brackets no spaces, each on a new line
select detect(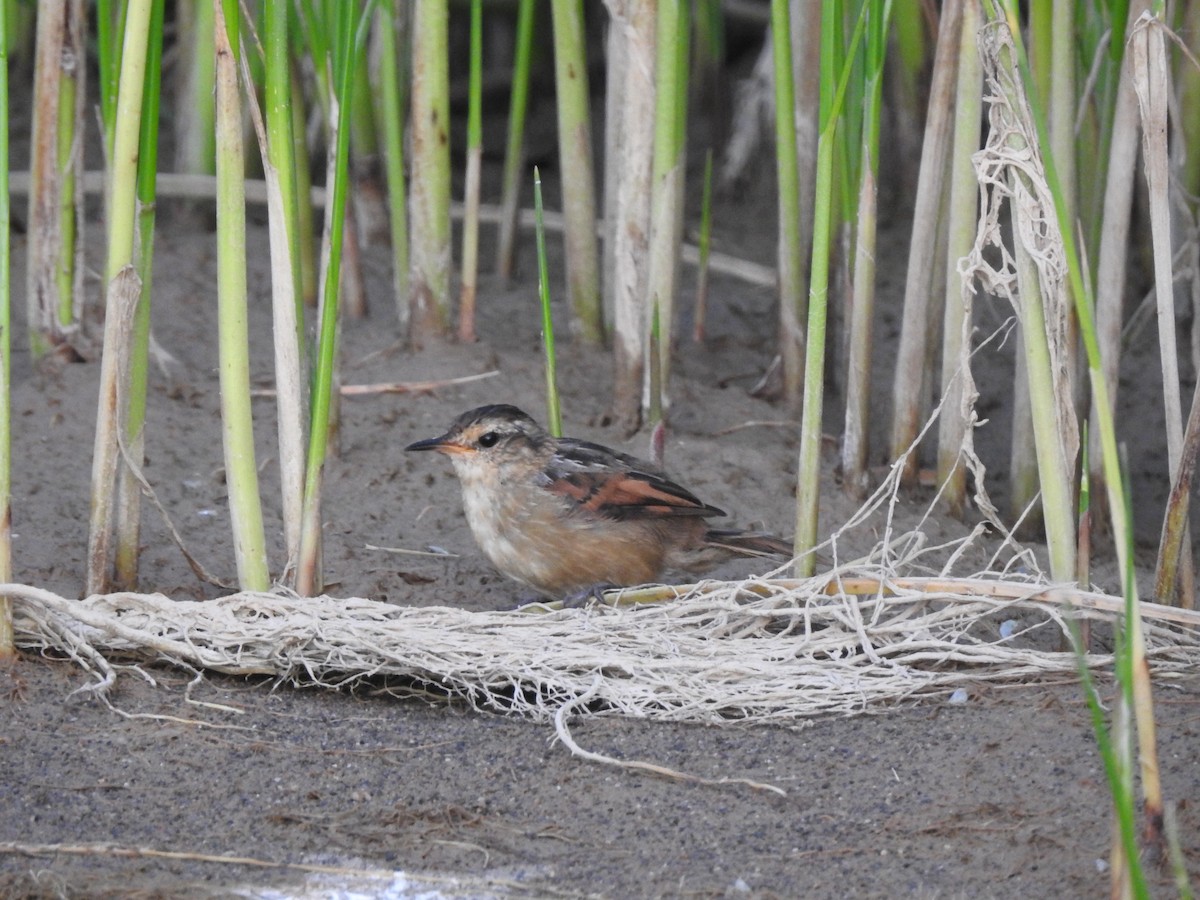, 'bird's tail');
703,529,793,560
